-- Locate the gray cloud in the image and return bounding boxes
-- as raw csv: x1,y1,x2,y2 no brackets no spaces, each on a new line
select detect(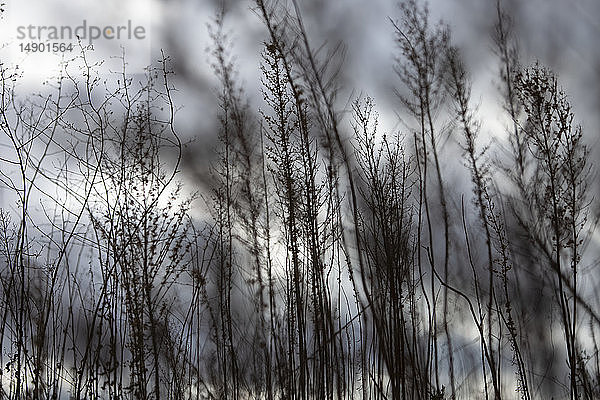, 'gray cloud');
155,0,598,135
